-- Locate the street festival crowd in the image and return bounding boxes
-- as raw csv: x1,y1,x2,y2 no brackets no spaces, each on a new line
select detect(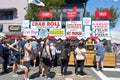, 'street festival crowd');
0,34,113,80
